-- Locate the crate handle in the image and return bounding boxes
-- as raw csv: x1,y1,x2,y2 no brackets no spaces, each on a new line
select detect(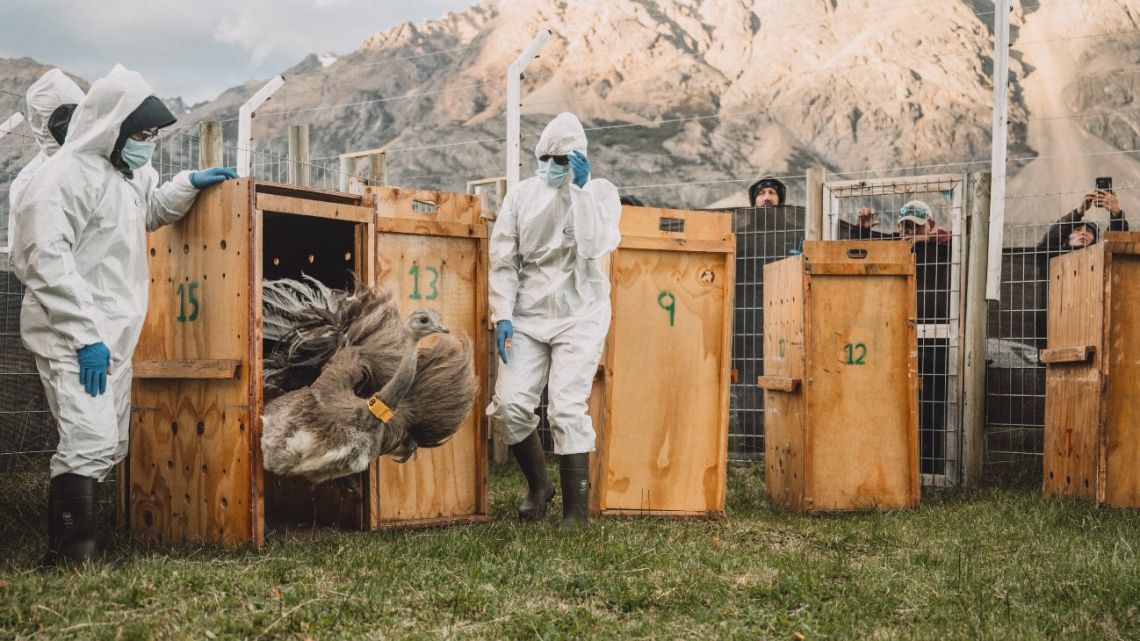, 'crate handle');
1039,345,1095,365
134,359,242,380
757,376,800,392
659,217,685,233
846,248,869,259
411,199,439,214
